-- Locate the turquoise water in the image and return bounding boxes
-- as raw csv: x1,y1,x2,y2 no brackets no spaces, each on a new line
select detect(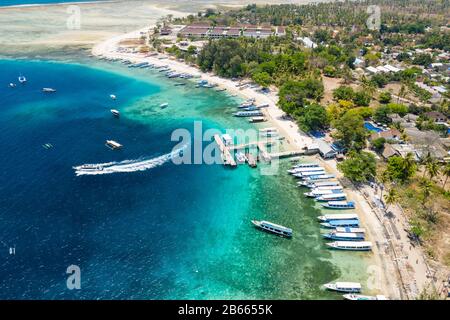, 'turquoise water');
0,0,97,6
0,58,371,299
